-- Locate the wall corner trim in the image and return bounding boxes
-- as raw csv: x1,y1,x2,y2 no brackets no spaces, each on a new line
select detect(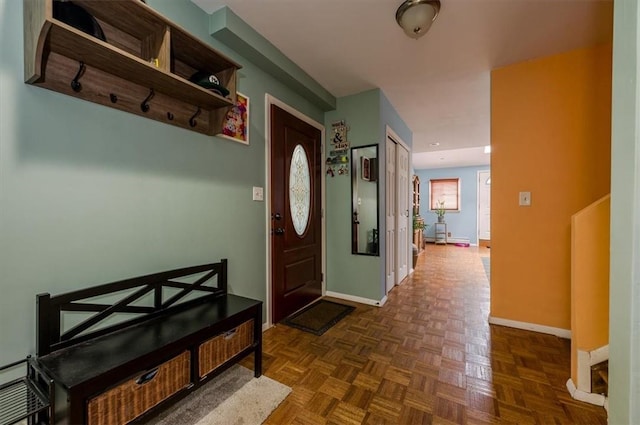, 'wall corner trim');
208,7,336,111
577,345,610,392
326,291,387,307
488,316,572,339
566,378,607,407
